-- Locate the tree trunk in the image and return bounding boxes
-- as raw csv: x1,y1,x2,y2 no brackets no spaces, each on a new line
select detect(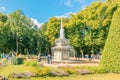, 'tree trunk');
81,52,84,58
16,33,18,53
